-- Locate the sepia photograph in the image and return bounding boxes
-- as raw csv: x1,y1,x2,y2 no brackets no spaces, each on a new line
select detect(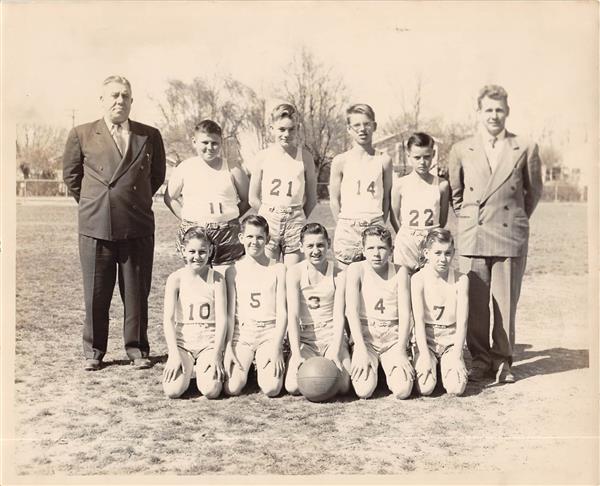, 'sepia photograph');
1,1,598,484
